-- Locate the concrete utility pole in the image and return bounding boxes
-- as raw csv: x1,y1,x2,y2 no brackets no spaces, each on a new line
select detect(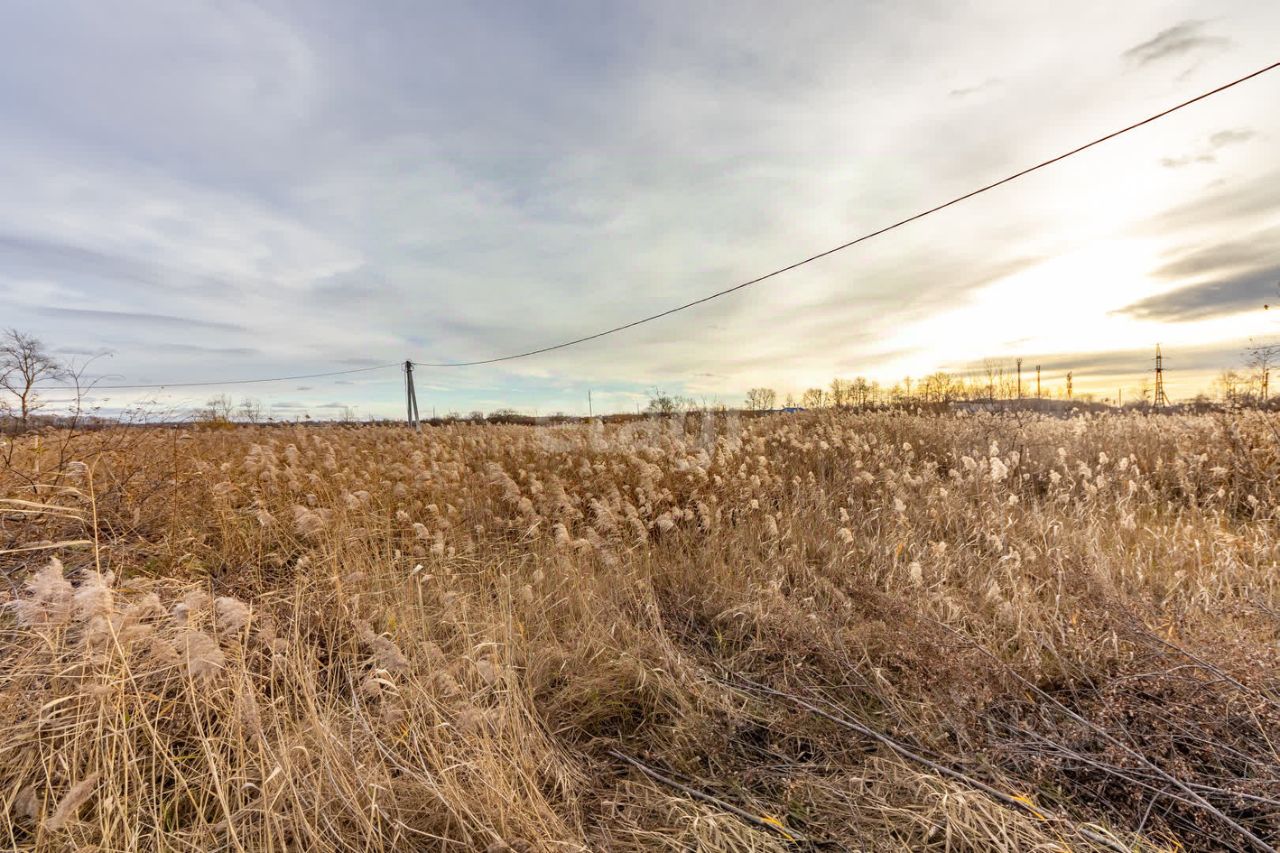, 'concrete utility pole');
1035,364,1041,399
404,360,421,430
1016,358,1023,400
588,389,593,418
